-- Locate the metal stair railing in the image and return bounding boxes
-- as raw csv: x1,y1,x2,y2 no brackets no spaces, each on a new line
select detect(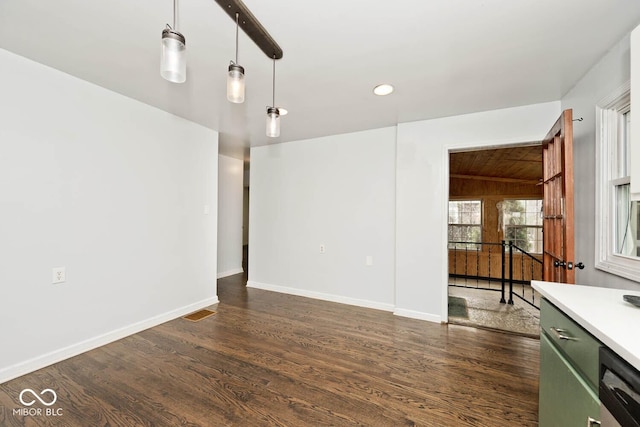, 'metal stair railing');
448,240,542,309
